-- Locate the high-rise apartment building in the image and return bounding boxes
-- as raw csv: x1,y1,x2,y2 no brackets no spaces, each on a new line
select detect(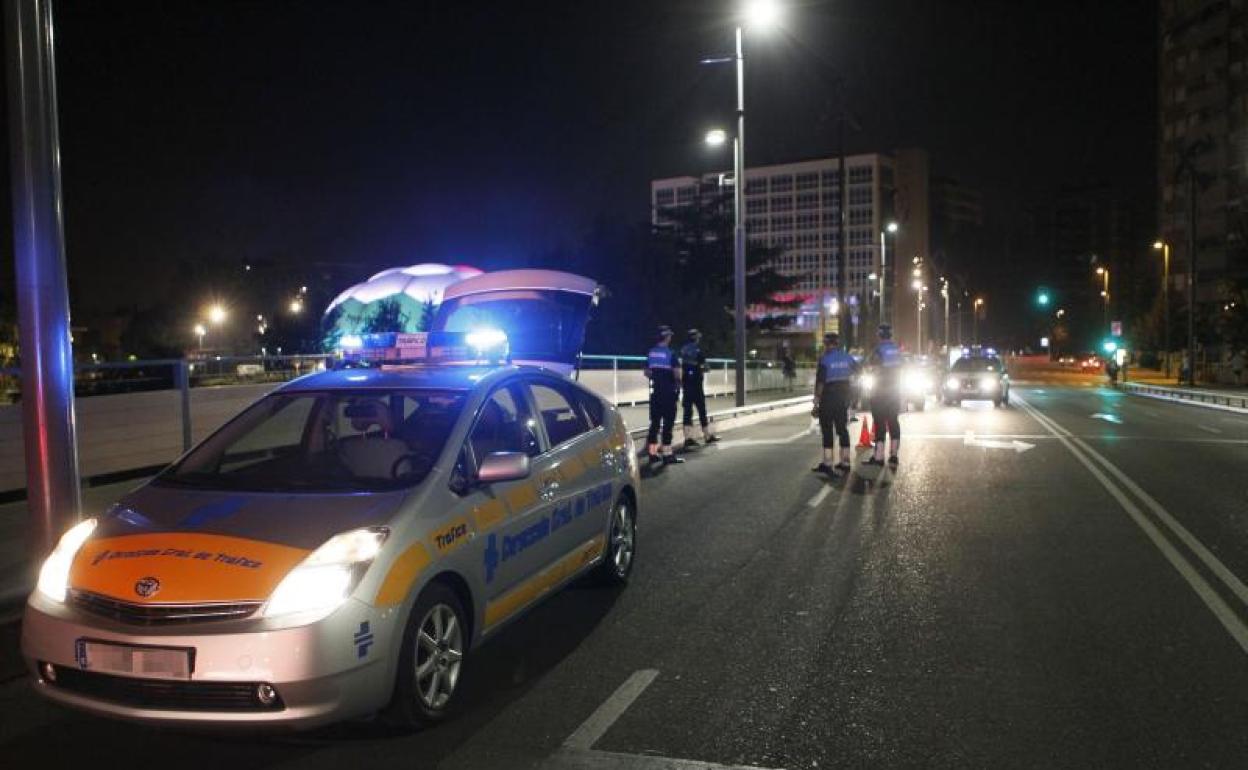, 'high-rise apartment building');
651,149,932,350
1158,0,1248,296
